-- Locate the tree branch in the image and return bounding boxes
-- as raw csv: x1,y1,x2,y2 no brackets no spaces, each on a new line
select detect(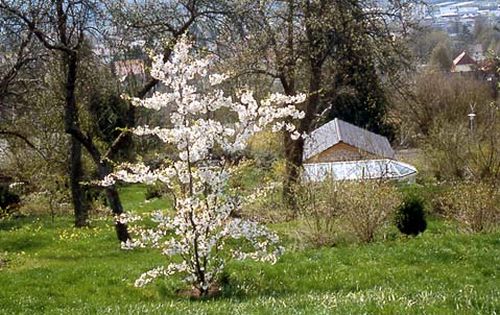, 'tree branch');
0,129,47,160
0,1,74,54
